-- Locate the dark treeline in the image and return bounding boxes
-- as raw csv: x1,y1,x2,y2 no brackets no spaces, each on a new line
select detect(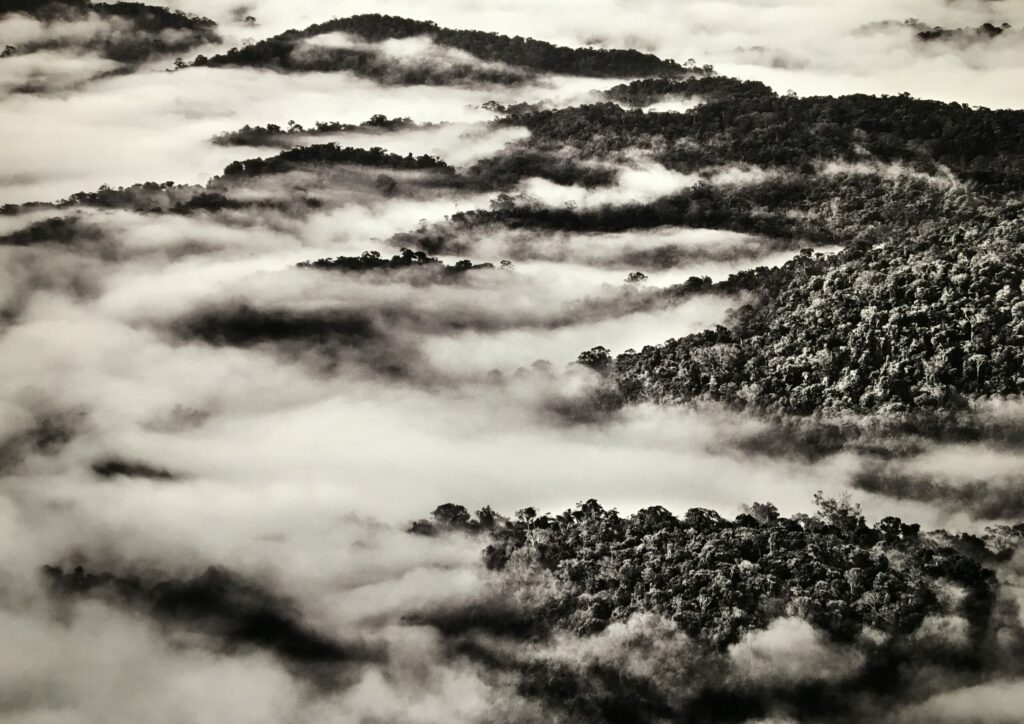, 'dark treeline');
465,148,619,190
166,302,427,376
90,456,177,480
610,206,1024,416
0,215,102,246
405,171,980,254
501,90,1024,189
53,143,1012,423
194,13,686,81
37,494,1024,723
916,21,1011,42
1,0,219,64
0,146,453,218
1,142,629,220
605,76,774,107
216,143,452,179
393,155,1024,421
304,14,688,77
408,497,1024,722
297,248,498,274
212,143,619,195
440,183,811,241
862,18,1014,44
1,181,207,217
212,115,430,147
416,496,1001,645
194,34,530,86
396,187,793,249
